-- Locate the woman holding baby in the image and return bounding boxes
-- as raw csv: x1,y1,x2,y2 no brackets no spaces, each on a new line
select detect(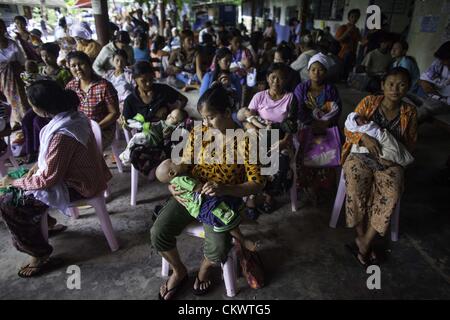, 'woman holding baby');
294,53,342,206
150,84,265,300
342,67,417,266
